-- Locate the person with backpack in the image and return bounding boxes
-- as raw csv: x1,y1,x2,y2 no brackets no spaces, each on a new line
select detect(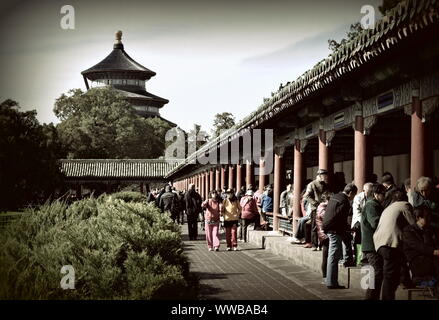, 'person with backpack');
304,169,329,249
159,185,179,223
202,190,223,251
